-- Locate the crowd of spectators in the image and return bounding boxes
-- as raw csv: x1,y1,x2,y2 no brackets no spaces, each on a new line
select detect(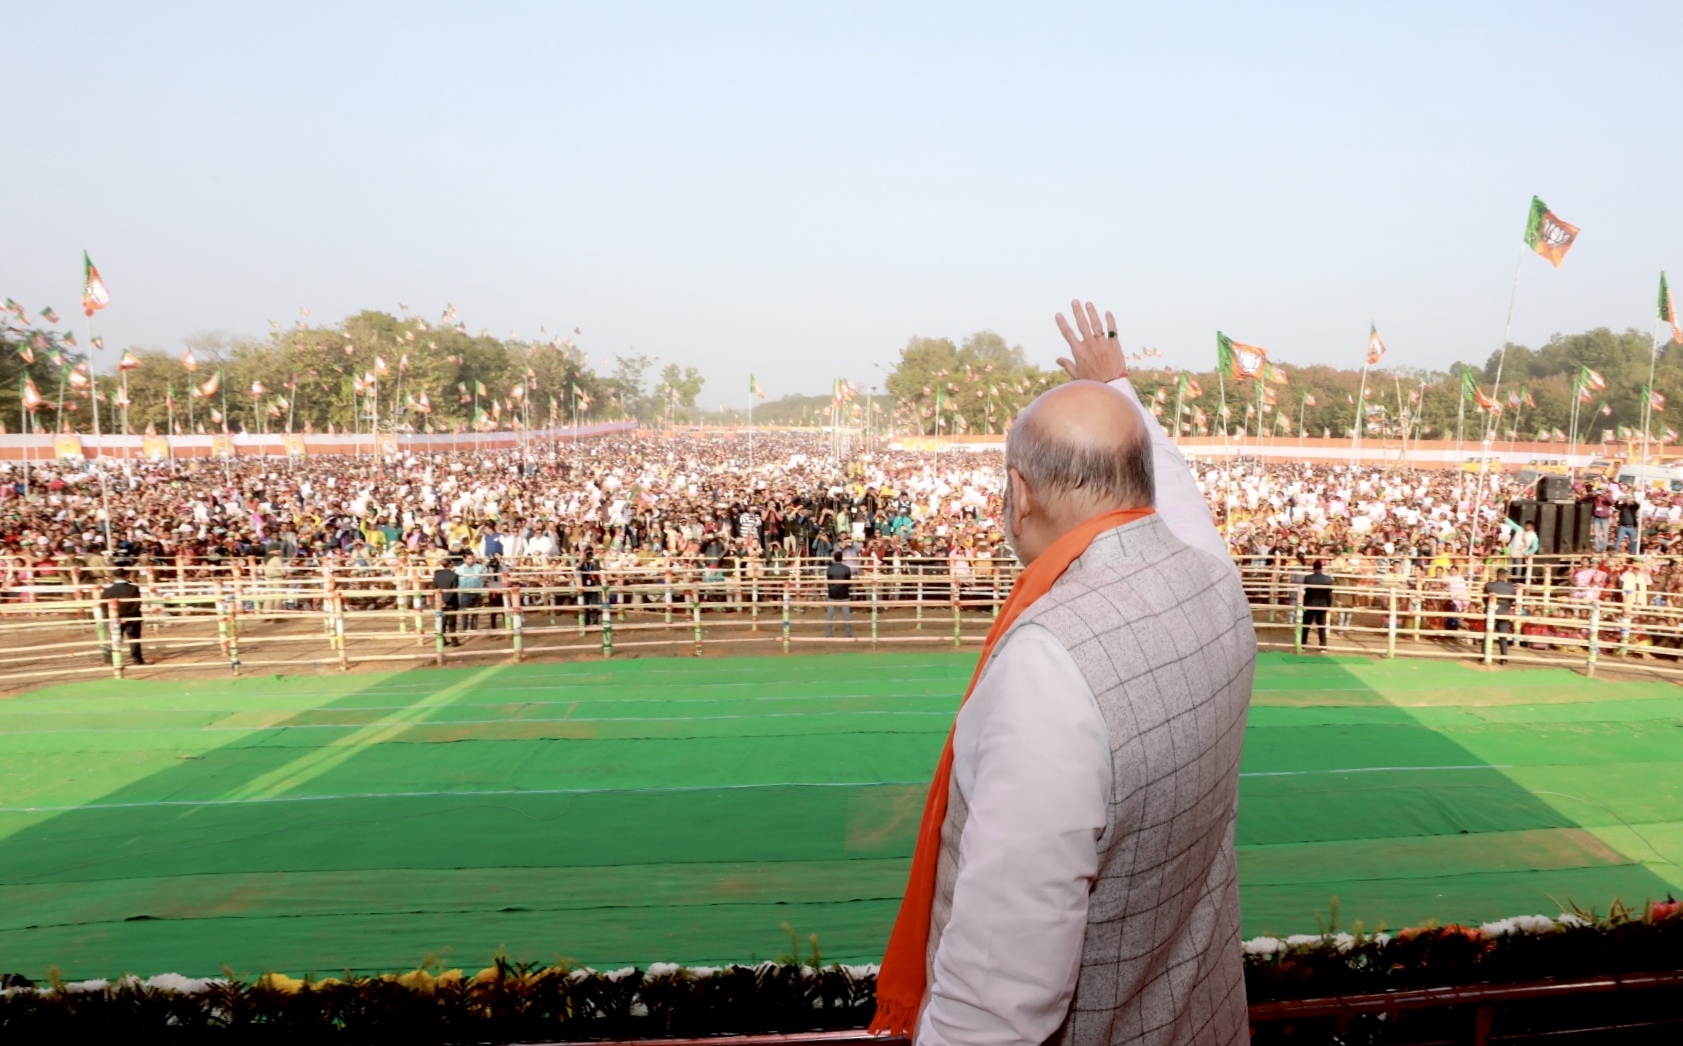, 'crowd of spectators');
4,435,1683,650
